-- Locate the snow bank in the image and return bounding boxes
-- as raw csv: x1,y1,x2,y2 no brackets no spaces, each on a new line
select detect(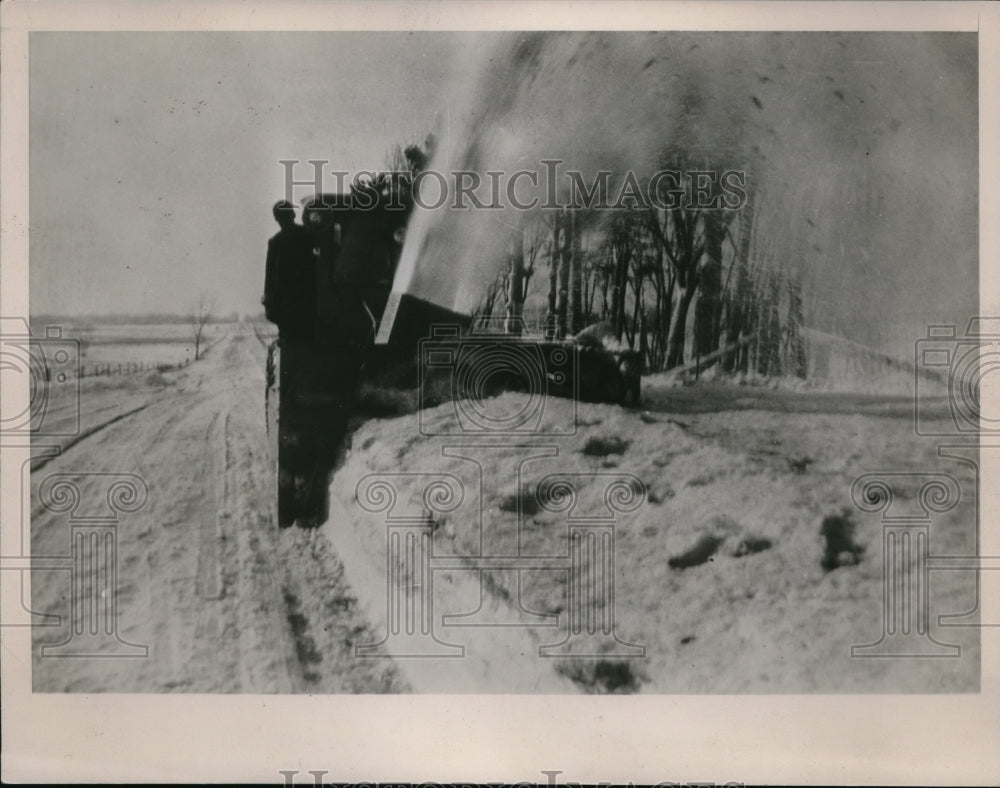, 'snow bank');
323,391,978,693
